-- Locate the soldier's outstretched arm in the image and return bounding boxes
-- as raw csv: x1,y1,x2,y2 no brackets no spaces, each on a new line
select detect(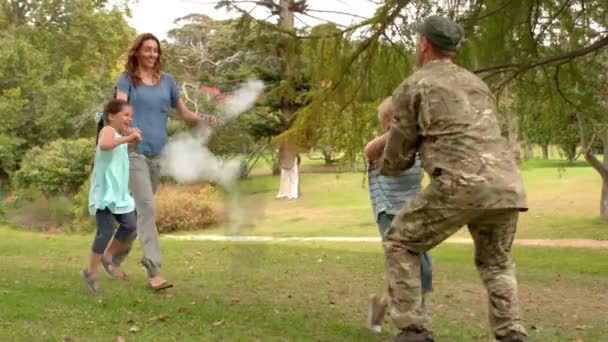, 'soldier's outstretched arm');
379,82,420,176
